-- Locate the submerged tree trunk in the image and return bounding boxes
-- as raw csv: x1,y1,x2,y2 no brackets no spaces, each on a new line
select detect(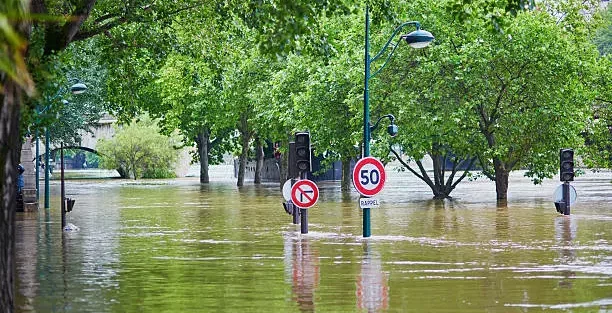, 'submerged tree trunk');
236,113,253,187
494,159,509,201
1,78,22,313
237,135,250,187
254,137,263,184
341,157,352,192
196,128,210,184
390,148,474,200
279,138,289,188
